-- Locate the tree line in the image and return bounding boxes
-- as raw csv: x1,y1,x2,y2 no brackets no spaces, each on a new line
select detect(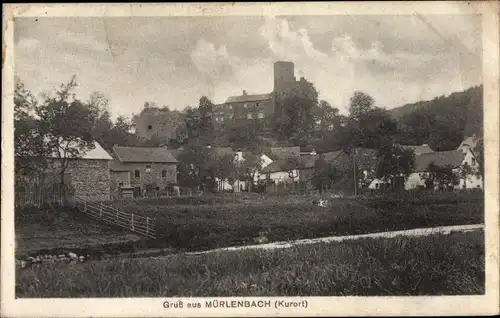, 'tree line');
14,75,483,193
